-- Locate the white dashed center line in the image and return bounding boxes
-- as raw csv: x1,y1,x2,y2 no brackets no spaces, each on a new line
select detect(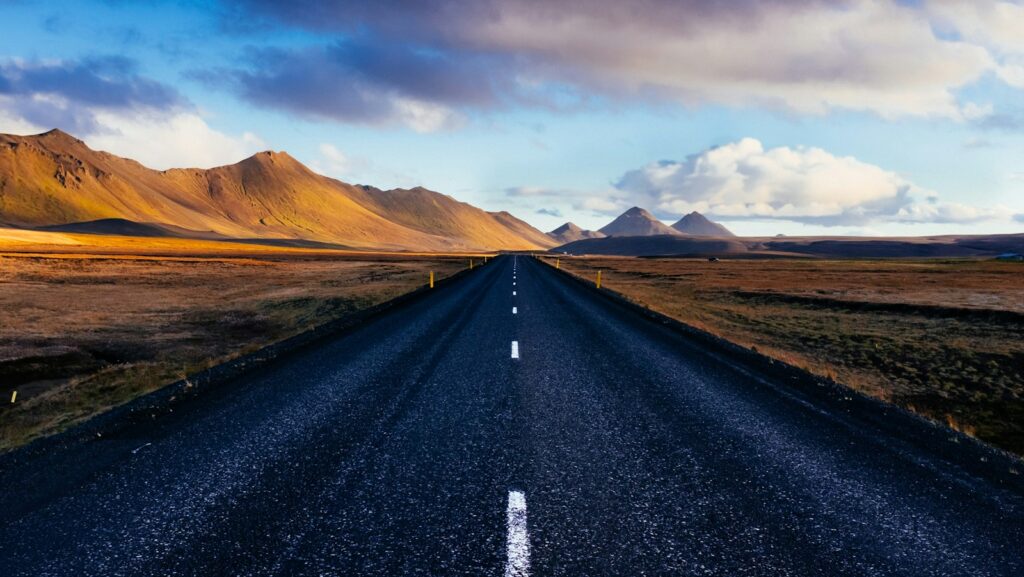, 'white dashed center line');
511,341,520,359
513,291,517,296
505,491,530,577
513,307,517,314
